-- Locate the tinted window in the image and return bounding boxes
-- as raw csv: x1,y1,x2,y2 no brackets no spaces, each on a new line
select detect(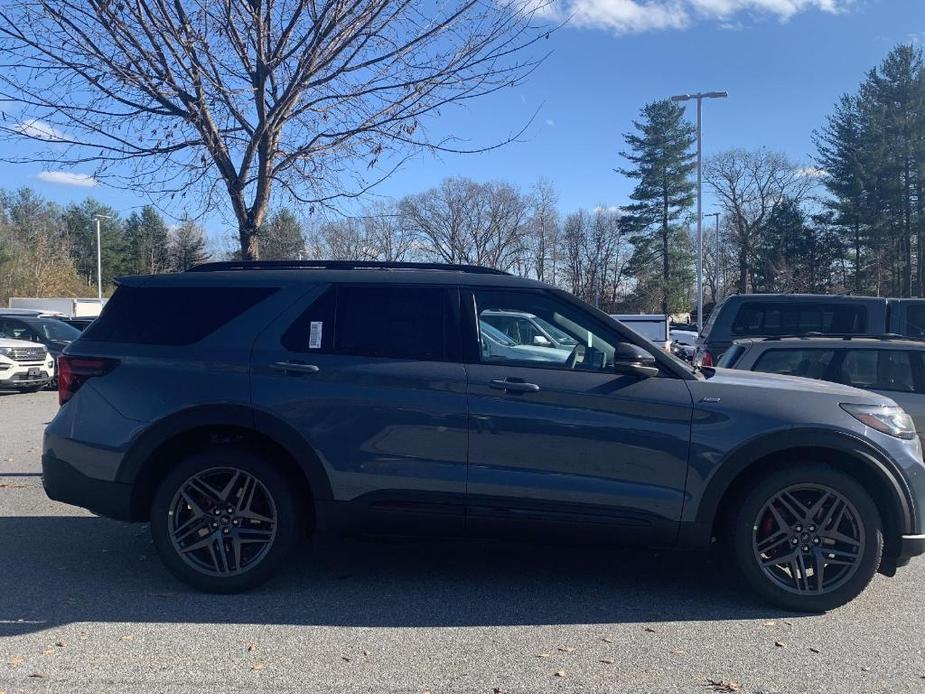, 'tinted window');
82,285,277,345
731,302,866,336
904,304,925,338
753,349,836,380
837,349,918,393
335,286,449,361
475,290,618,371
24,318,81,342
0,318,35,341
282,286,336,353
